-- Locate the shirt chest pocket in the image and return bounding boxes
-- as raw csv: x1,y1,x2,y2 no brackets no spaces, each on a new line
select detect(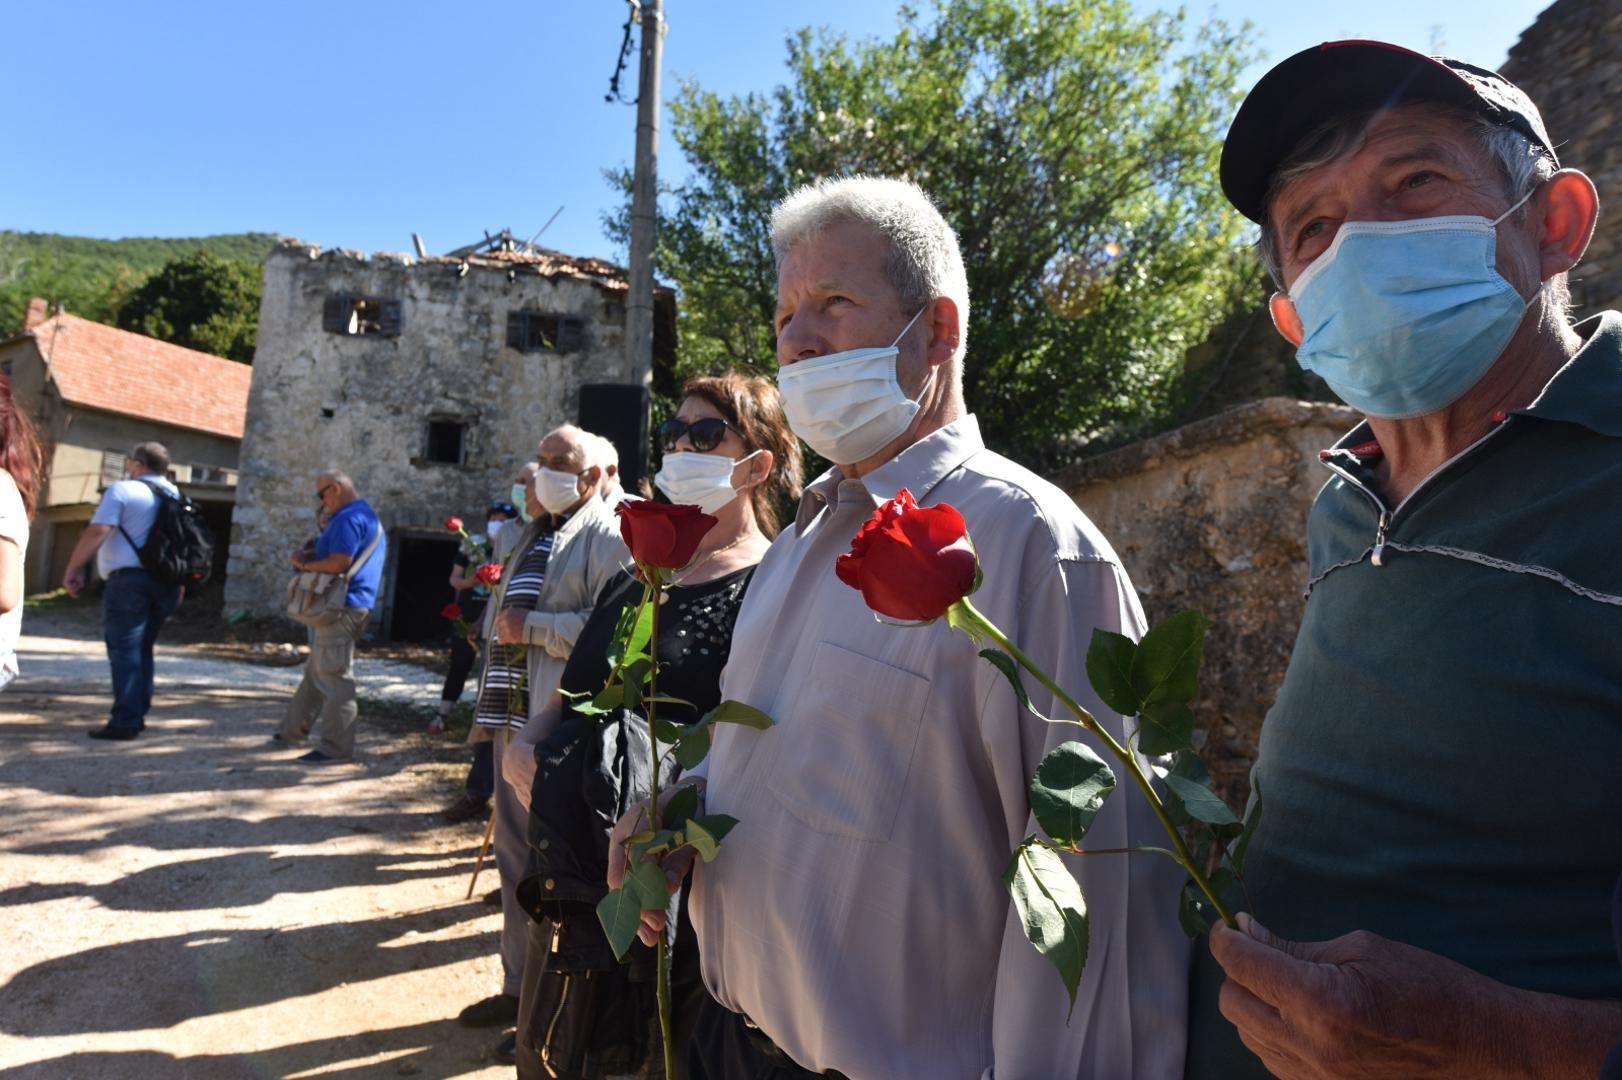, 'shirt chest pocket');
767,641,931,843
